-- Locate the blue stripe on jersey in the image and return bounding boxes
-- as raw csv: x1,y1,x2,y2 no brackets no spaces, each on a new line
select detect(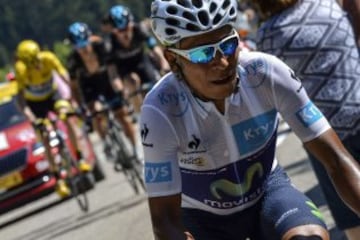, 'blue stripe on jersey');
232,109,277,155
296,101,324,127
145,162,172,183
